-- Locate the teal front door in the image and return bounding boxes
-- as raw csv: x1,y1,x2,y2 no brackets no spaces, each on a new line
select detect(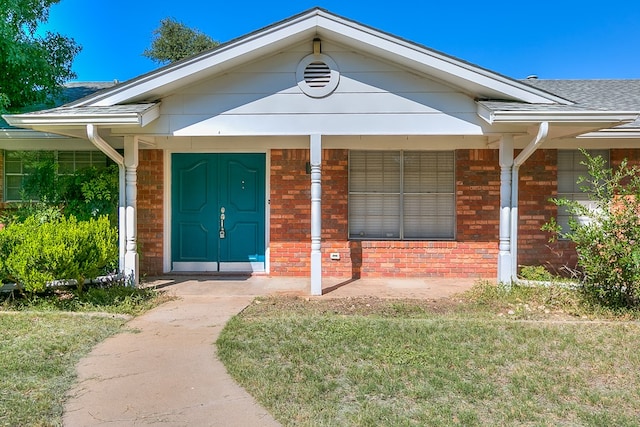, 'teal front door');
171,153,266,272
